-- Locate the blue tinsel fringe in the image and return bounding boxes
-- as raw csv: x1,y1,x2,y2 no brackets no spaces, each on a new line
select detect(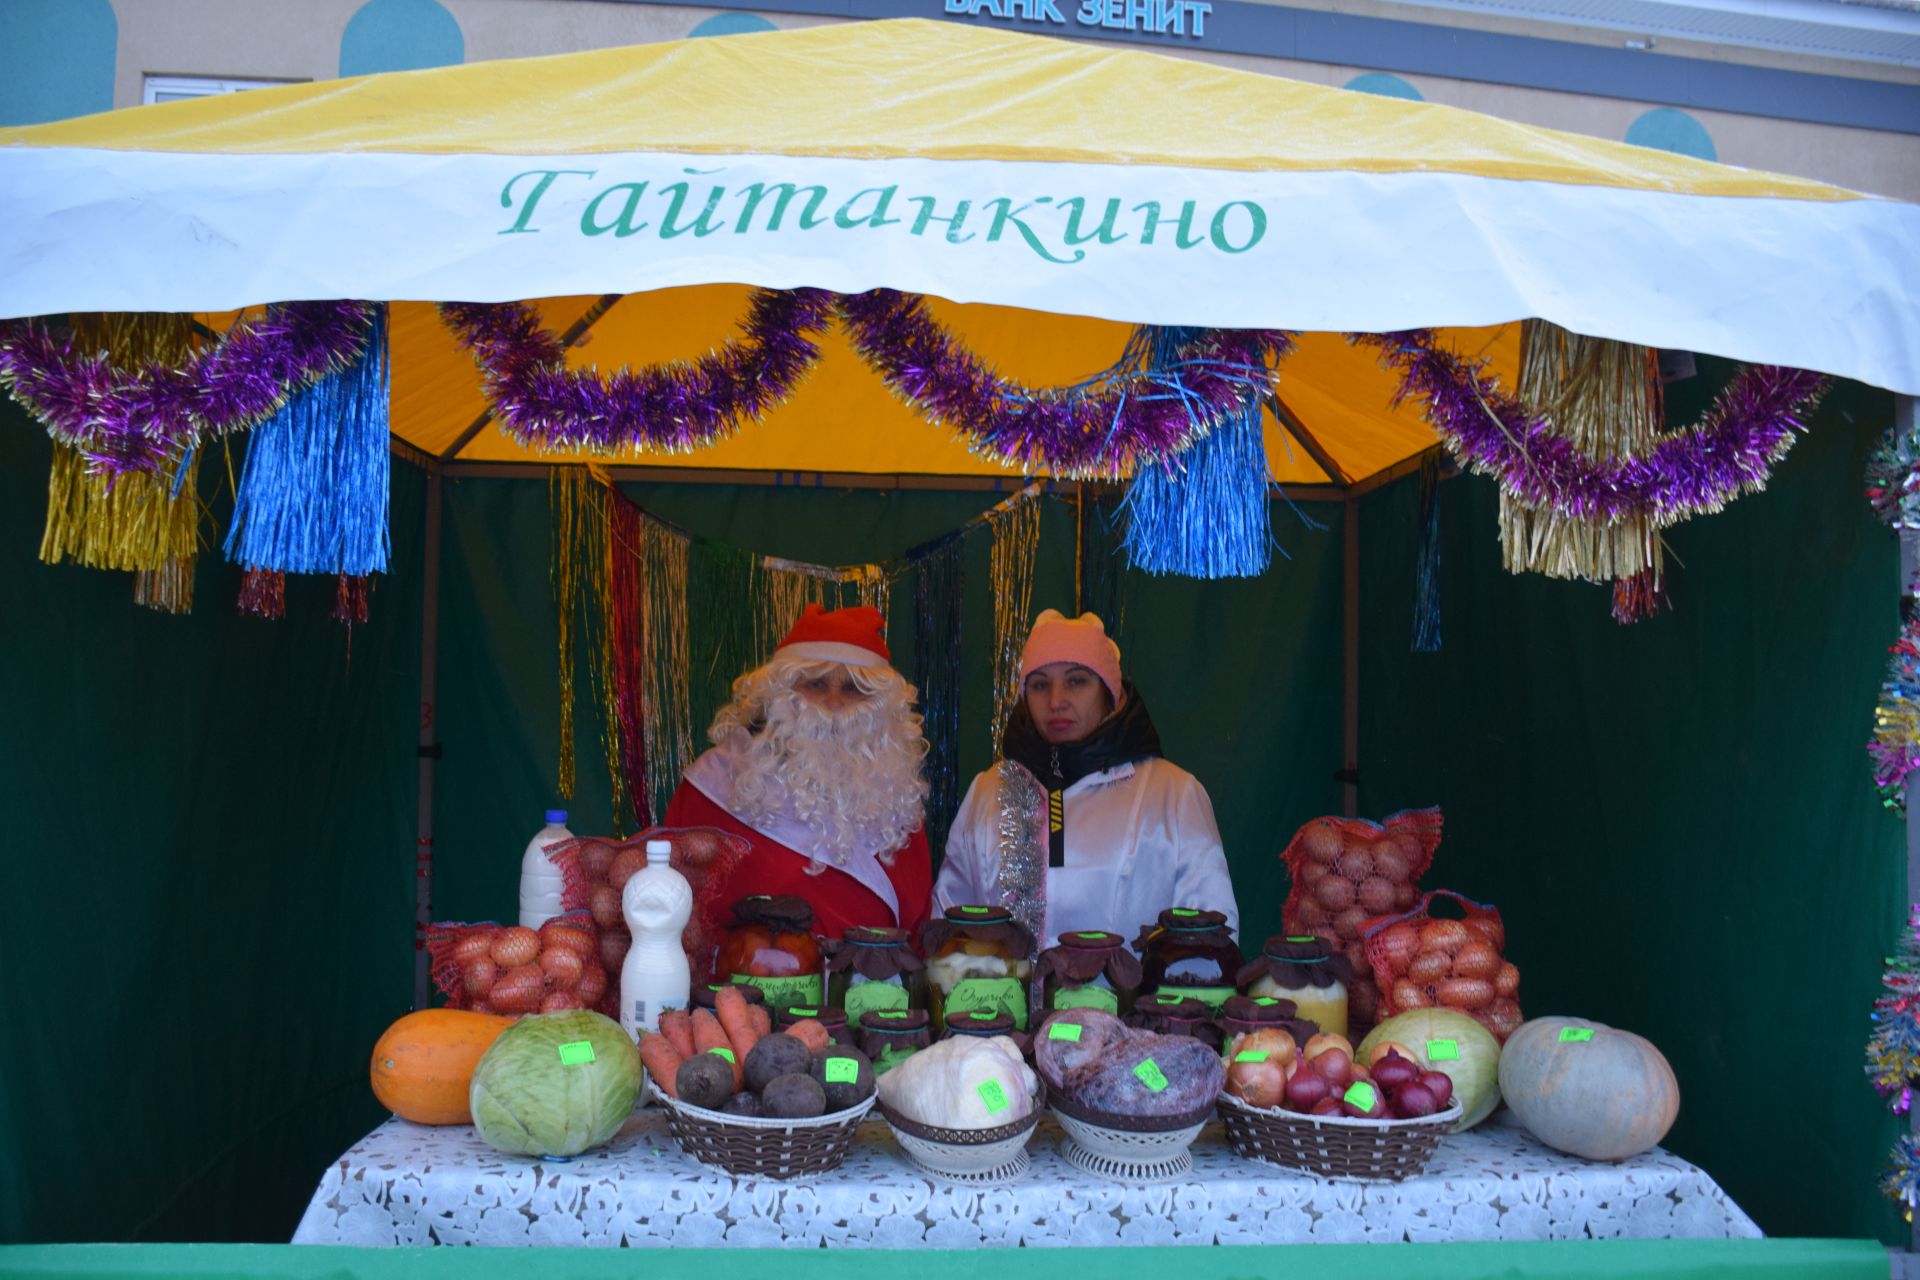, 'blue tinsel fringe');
1119,326,1274,579
224,305,390,576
